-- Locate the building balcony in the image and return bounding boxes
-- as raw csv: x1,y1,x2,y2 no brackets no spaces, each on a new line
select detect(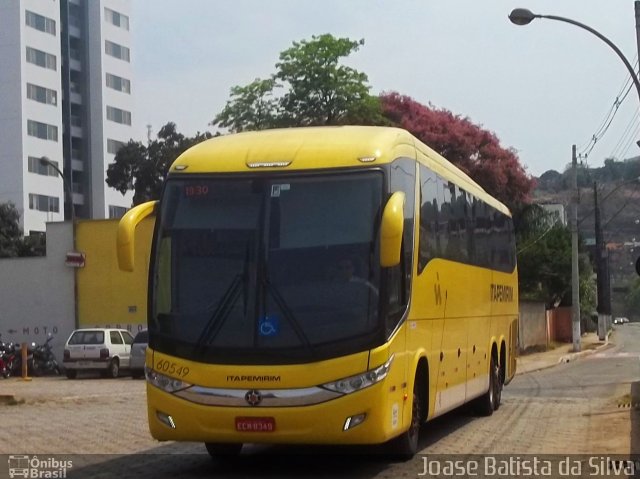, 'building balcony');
68,24,81,39
69,58,82,72
71,125,83,138
70,91,82,104
72,192,85,205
